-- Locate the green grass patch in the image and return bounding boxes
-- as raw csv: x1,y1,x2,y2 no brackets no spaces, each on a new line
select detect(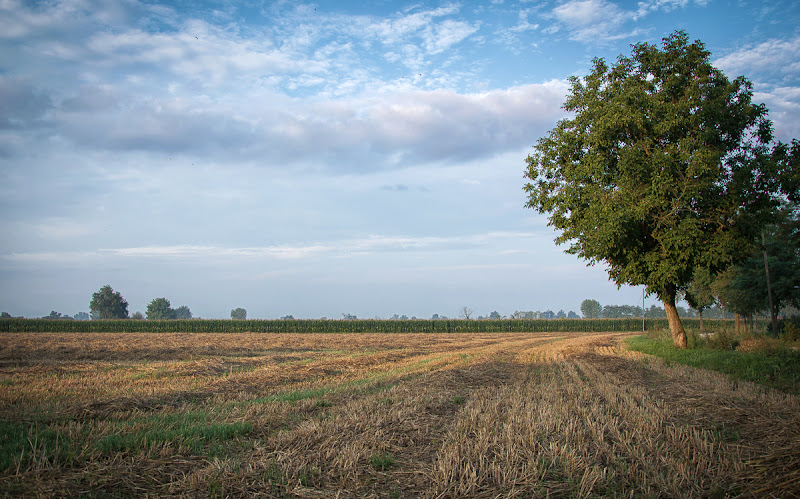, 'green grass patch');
369,452,395,471
0,421,77,472
626,334,800,395
96,411,252,454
